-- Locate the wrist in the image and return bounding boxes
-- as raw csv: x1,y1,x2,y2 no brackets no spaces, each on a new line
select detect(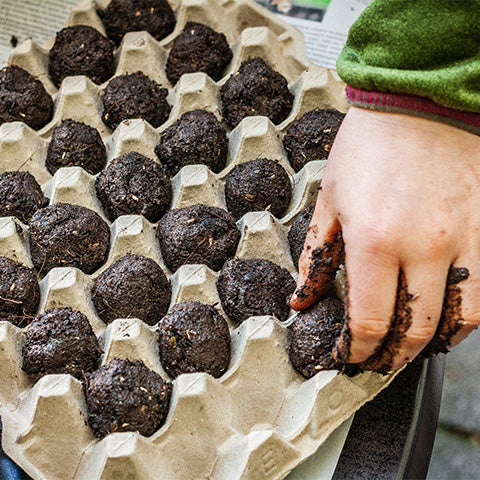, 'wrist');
345,85,480,137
